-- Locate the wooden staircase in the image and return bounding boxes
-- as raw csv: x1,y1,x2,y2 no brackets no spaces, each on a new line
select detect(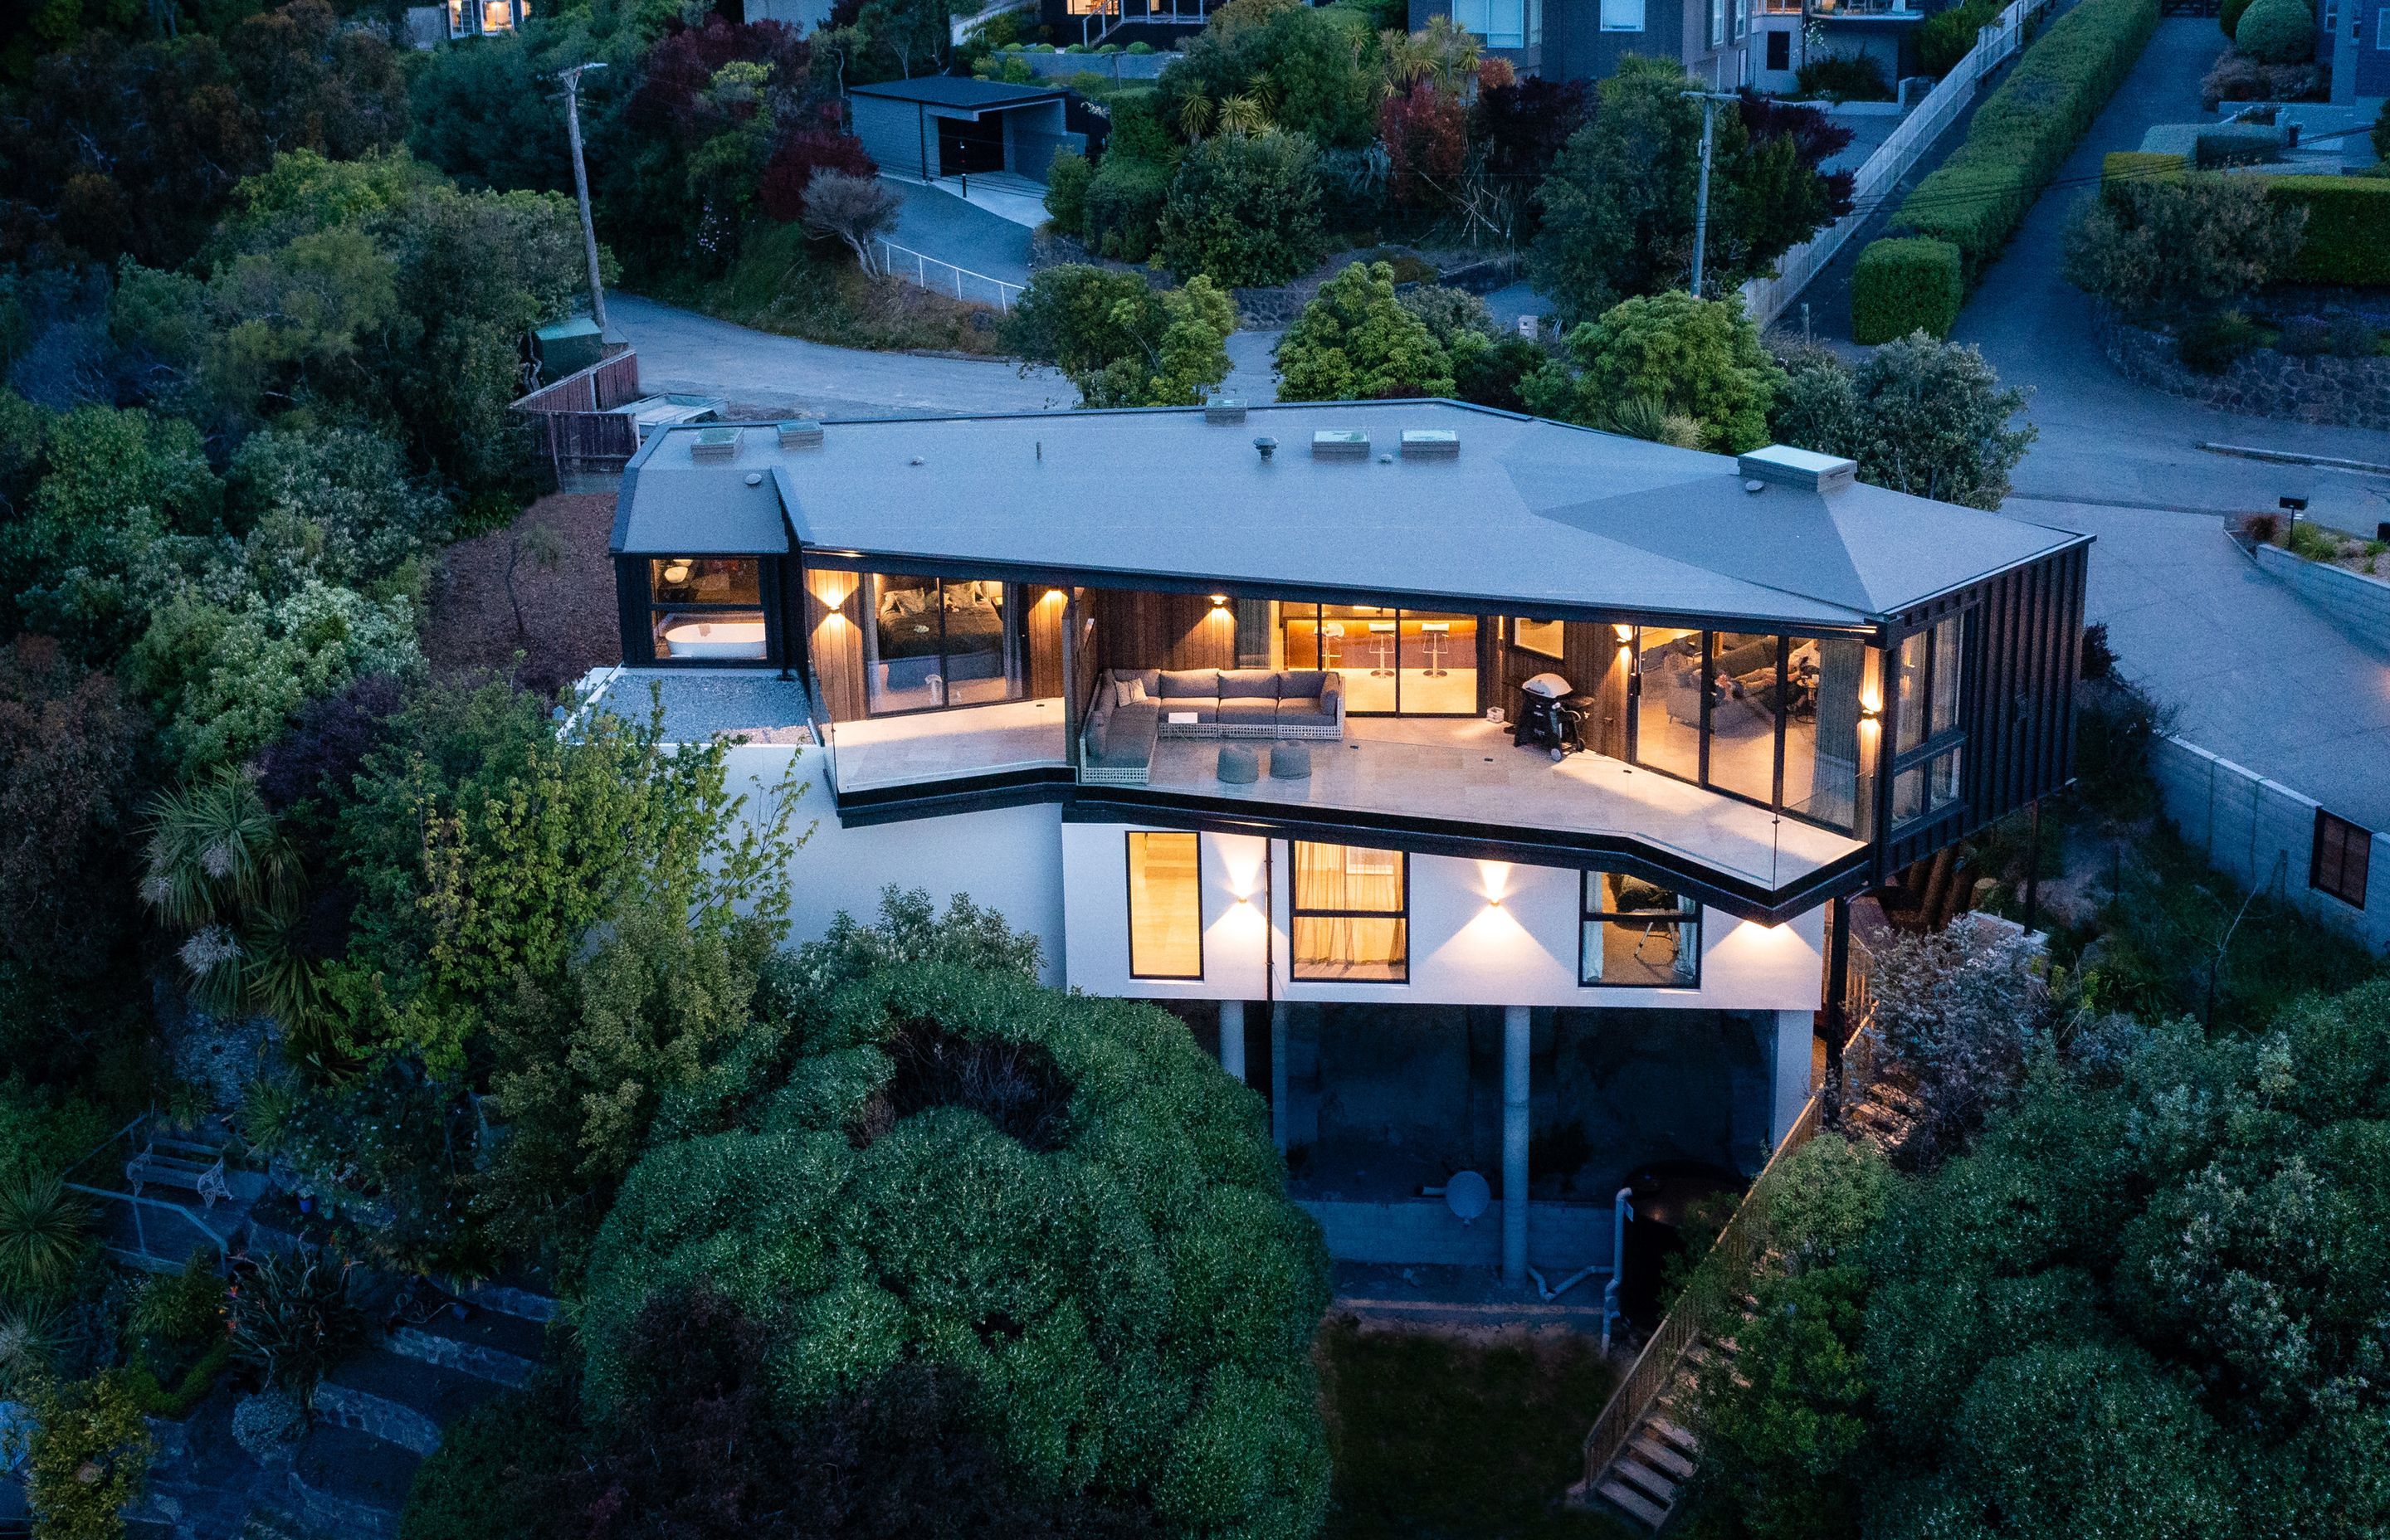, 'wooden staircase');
1590,1391,1704,1528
